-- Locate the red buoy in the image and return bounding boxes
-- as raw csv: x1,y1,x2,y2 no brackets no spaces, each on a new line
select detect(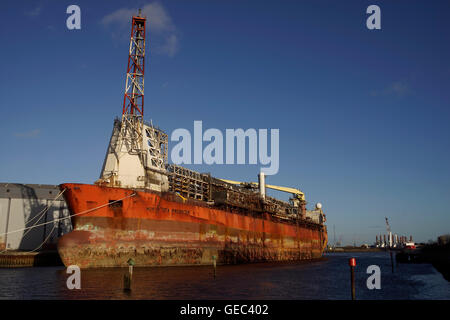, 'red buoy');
349,257,356,267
